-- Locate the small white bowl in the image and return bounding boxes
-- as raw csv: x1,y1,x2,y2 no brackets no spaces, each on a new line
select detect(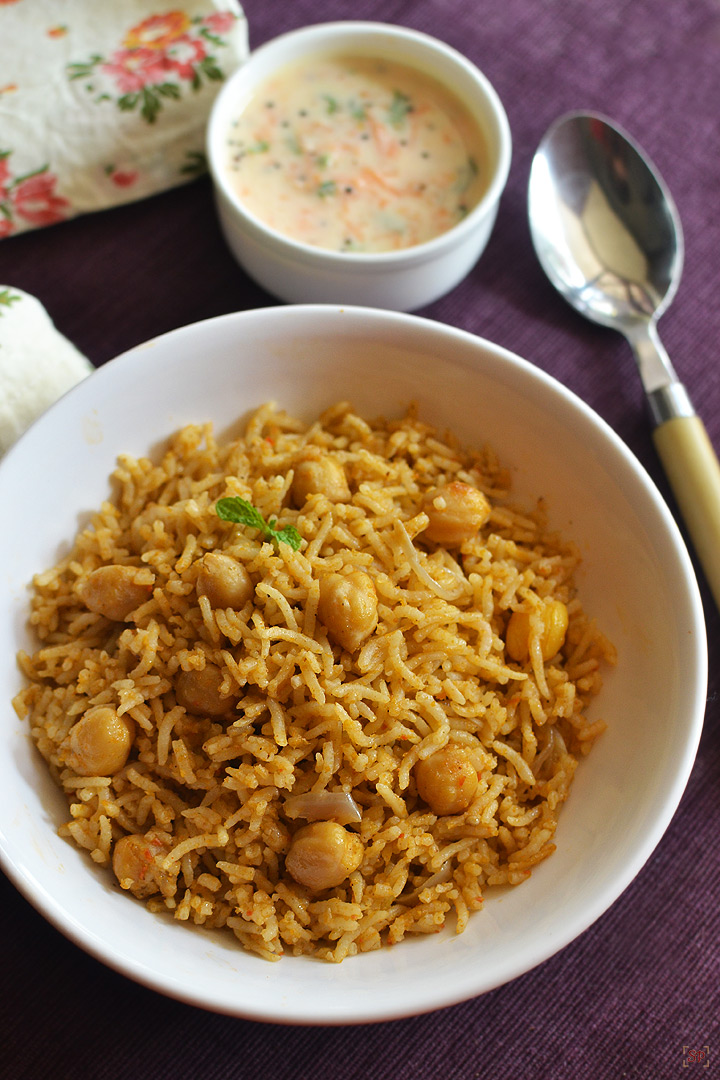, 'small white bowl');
206,22,512,310
0,305,706,1024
